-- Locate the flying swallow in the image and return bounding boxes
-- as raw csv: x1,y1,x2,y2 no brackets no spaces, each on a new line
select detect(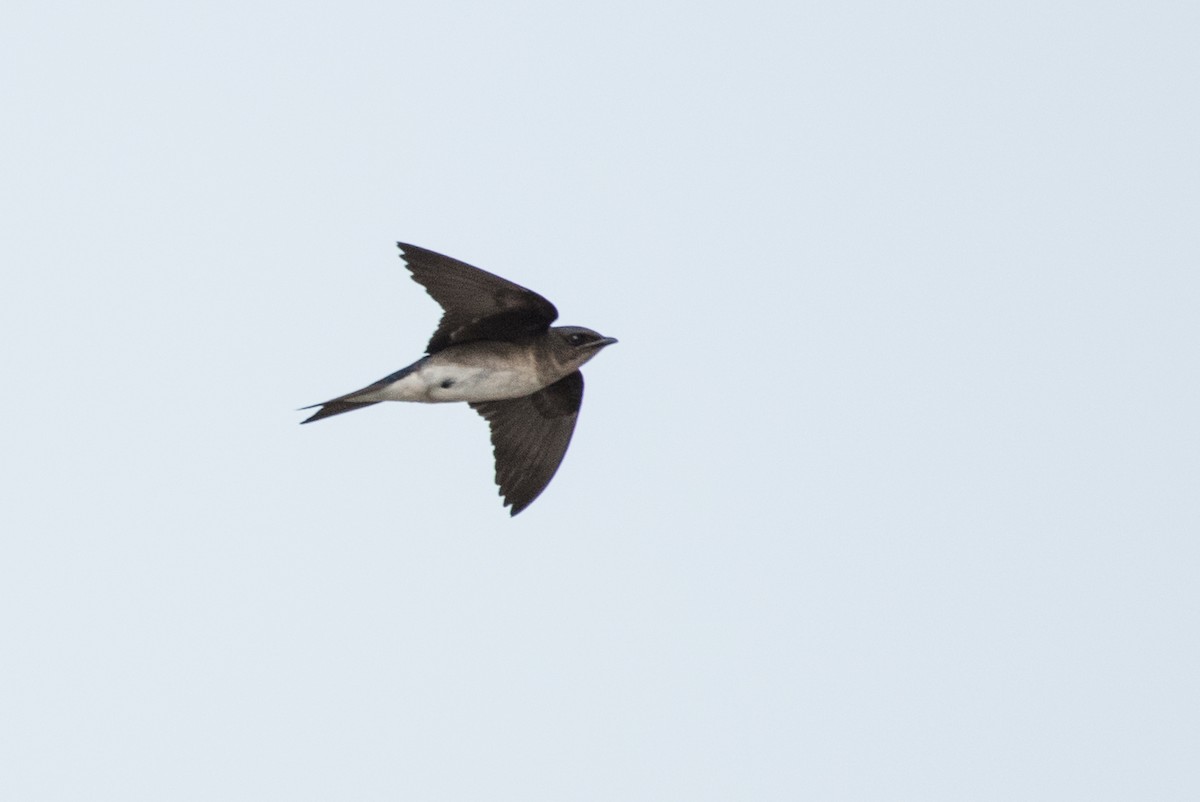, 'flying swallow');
301,243,617,515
